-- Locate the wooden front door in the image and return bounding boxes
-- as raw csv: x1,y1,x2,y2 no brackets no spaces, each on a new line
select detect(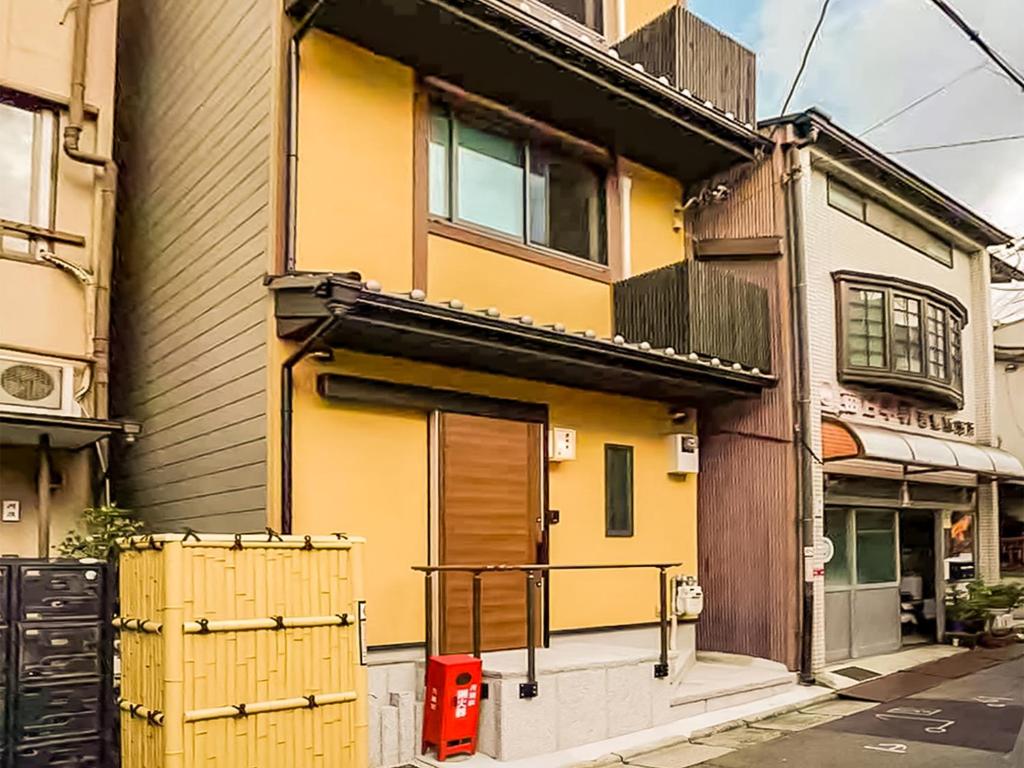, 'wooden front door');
439,413,542,653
